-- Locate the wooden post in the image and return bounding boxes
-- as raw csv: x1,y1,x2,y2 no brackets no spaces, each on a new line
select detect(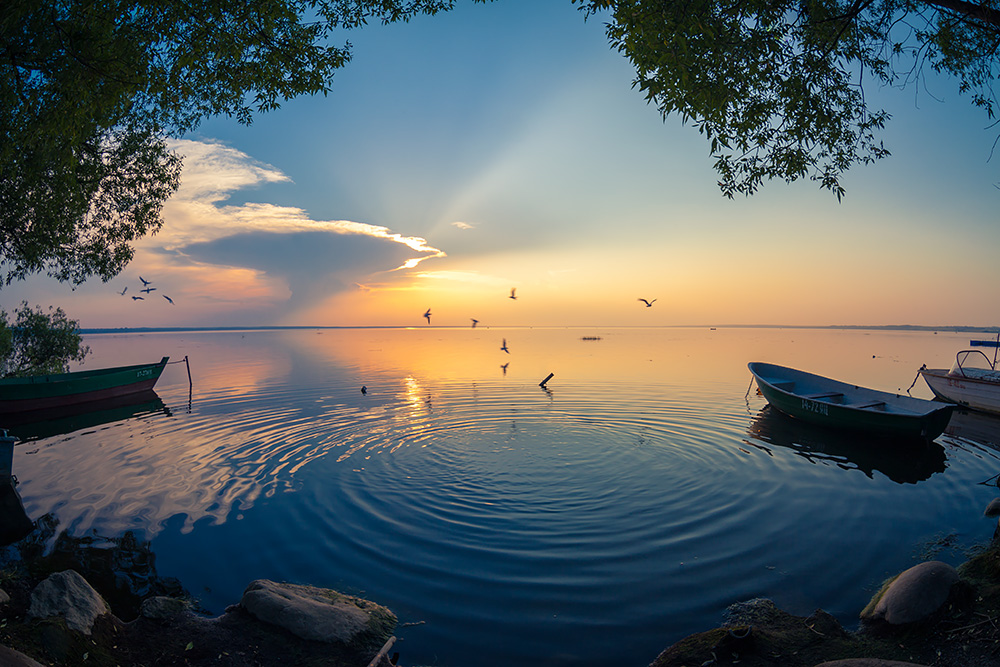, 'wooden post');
539,372,554,388
185,355,193,412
